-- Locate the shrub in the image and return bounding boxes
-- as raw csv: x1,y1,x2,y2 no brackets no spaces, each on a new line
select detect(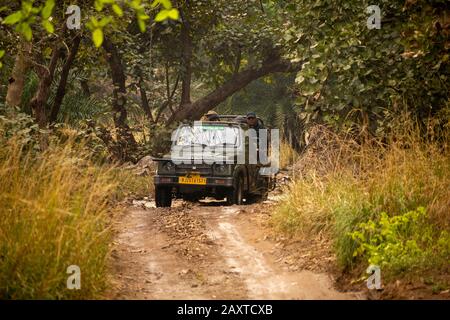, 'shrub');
272,120,449,274
349,207,450,275
279,140,299,170
0,117,152,298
